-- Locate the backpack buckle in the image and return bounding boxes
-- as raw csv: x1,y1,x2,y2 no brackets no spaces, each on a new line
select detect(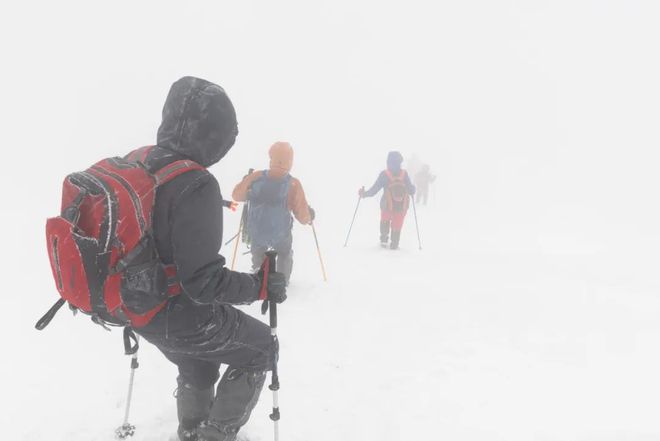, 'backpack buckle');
91,314,113,331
